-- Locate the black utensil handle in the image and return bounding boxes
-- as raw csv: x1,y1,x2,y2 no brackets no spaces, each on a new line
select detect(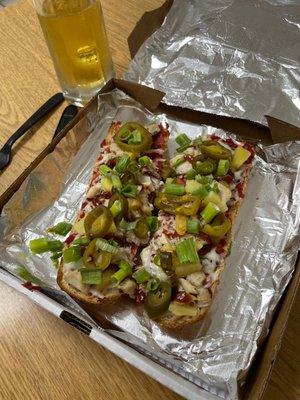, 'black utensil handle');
7,93,64,147
52,105,78,140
